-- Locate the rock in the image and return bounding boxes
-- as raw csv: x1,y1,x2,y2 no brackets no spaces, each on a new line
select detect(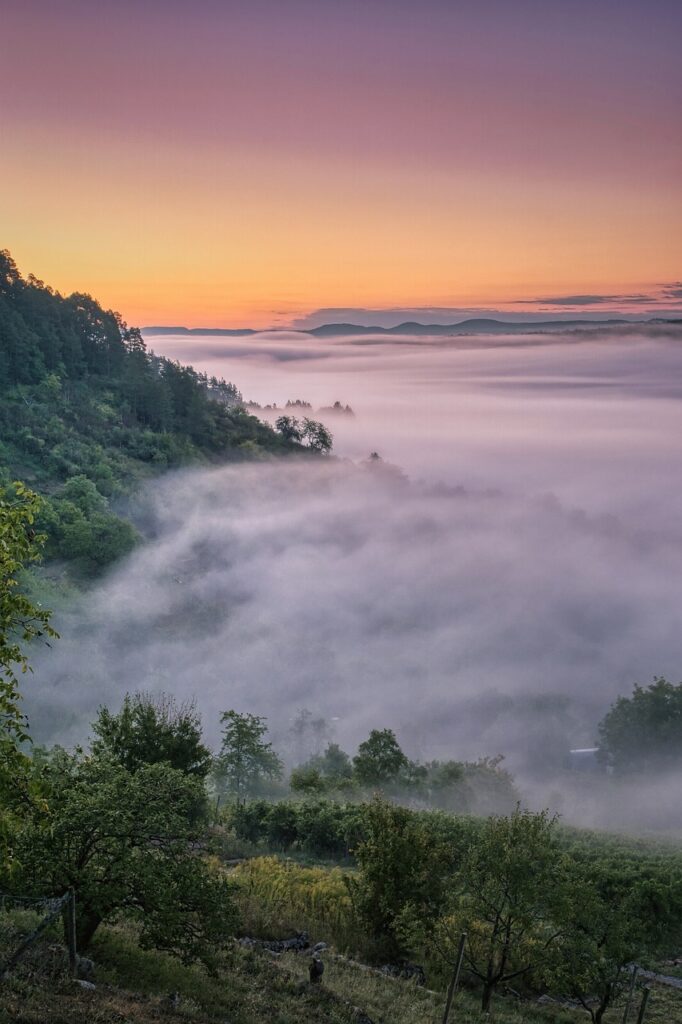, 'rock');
75,954,95,981
379,962,426,986
238,932,310,954
75,979,96,991
313,941,328,952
